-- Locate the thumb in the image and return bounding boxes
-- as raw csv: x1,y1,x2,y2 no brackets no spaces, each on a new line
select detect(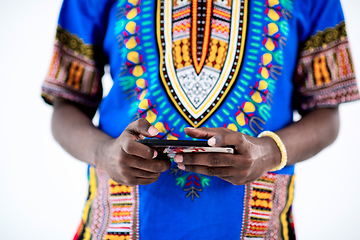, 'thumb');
125,118,159,139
